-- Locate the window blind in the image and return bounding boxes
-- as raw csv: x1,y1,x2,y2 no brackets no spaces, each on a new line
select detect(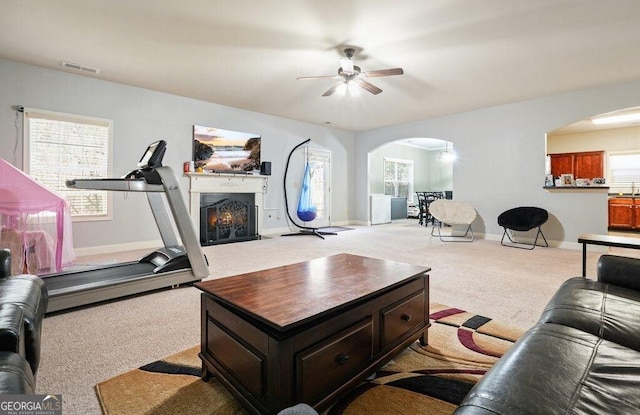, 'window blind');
24,109,112,219
610,153,640,190
384,158,413,199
